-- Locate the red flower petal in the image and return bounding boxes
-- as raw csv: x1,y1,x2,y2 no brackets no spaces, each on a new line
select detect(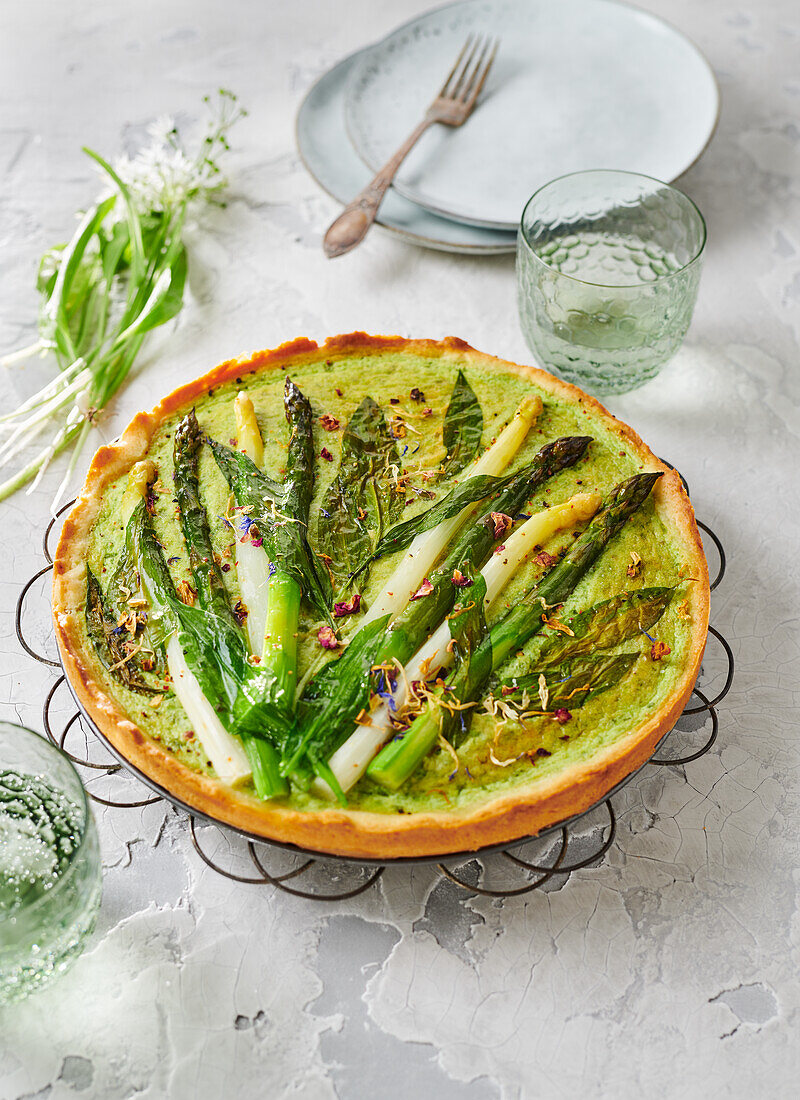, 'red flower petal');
317,626,340,649
490,512,513,539
333,594,362,618
411,578,434,600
